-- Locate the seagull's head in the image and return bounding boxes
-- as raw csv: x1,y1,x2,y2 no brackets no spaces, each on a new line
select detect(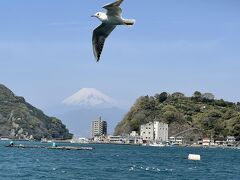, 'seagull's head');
91,12,107,22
